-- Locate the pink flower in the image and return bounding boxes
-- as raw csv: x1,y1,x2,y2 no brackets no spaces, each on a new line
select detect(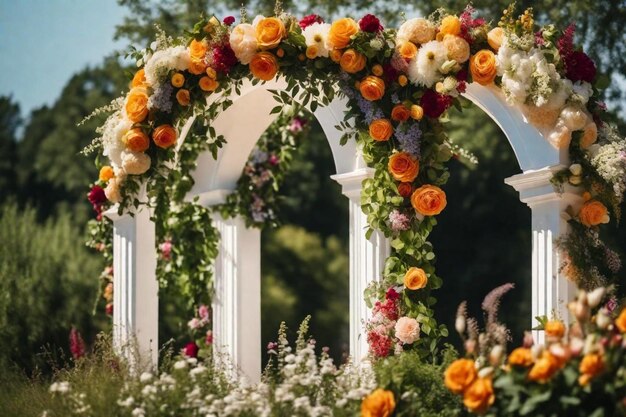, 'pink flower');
359,14,383,33
288,116,306,133
223,16,235,26
88,185,106,217
268,154,280,165
394,316,420,344
299,14,323,29
205,330,213,345
389,210,410,232
198,304,210,321
160,240,172,260
188,318,202,330
69,327,85,360
184,341,199,358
